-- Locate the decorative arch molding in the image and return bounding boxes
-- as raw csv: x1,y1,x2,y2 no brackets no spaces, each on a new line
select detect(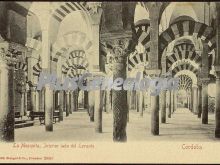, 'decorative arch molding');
67,68,88,78
172,62,198,76
52,31,93,62
128,50,149,72
61,50,89,75
178,74,193,90
159,20,216,54
166,43,201,70
174,70,197,85
15,62,28,73
32,61,42,77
